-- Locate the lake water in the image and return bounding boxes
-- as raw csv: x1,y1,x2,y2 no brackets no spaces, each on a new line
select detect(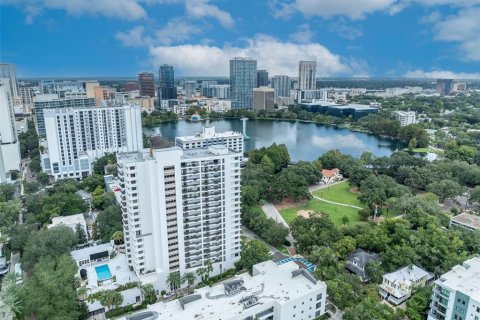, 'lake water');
144,119,403,161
